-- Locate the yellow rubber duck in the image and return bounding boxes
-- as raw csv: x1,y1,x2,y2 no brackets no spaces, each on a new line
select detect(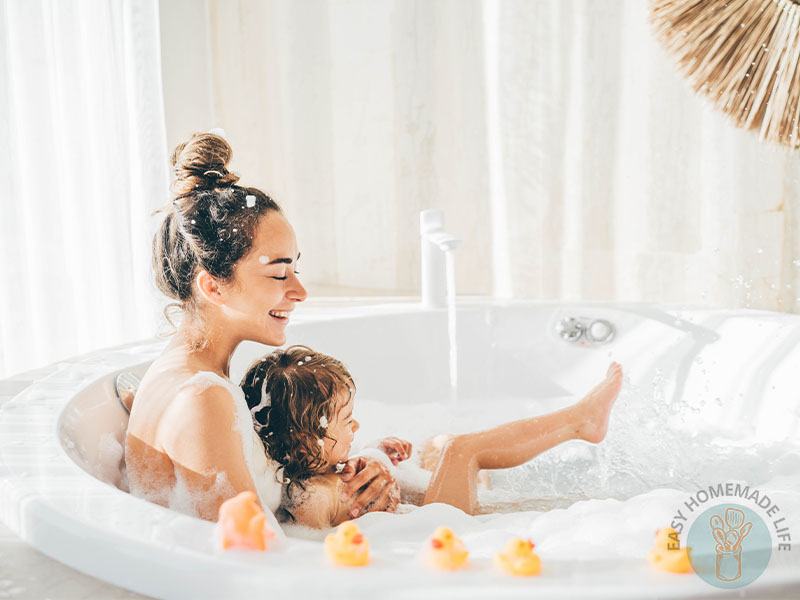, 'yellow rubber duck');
218,491,275,551
647,527,692,573
425,526,469,571
493,537,541,576
324,520,370,567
